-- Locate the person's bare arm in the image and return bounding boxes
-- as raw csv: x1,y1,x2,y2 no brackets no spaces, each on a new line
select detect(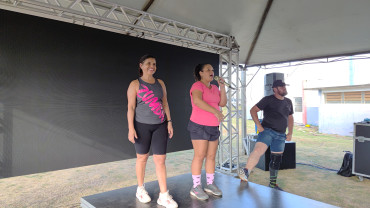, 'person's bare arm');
286,115,294,141
250,105,264,132
127,80,139,143
217,78,227,107
158,79,173,139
